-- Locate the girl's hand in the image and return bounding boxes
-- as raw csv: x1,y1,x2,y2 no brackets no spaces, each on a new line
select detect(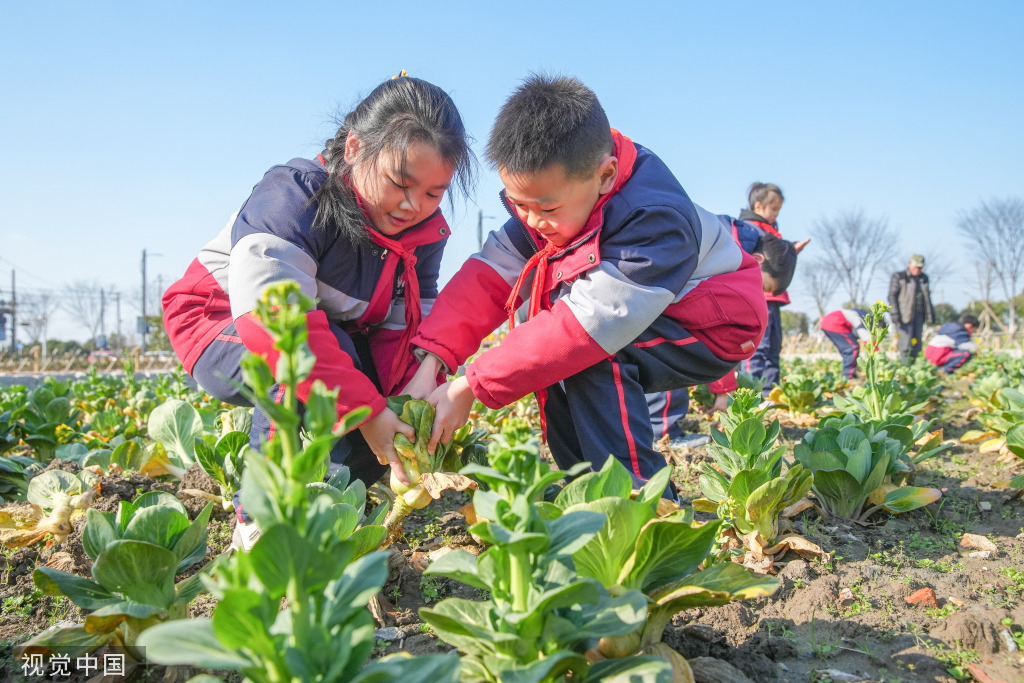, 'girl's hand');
401,354,443,400
793,238,811,254
426,376,476,453
358,408,416,486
